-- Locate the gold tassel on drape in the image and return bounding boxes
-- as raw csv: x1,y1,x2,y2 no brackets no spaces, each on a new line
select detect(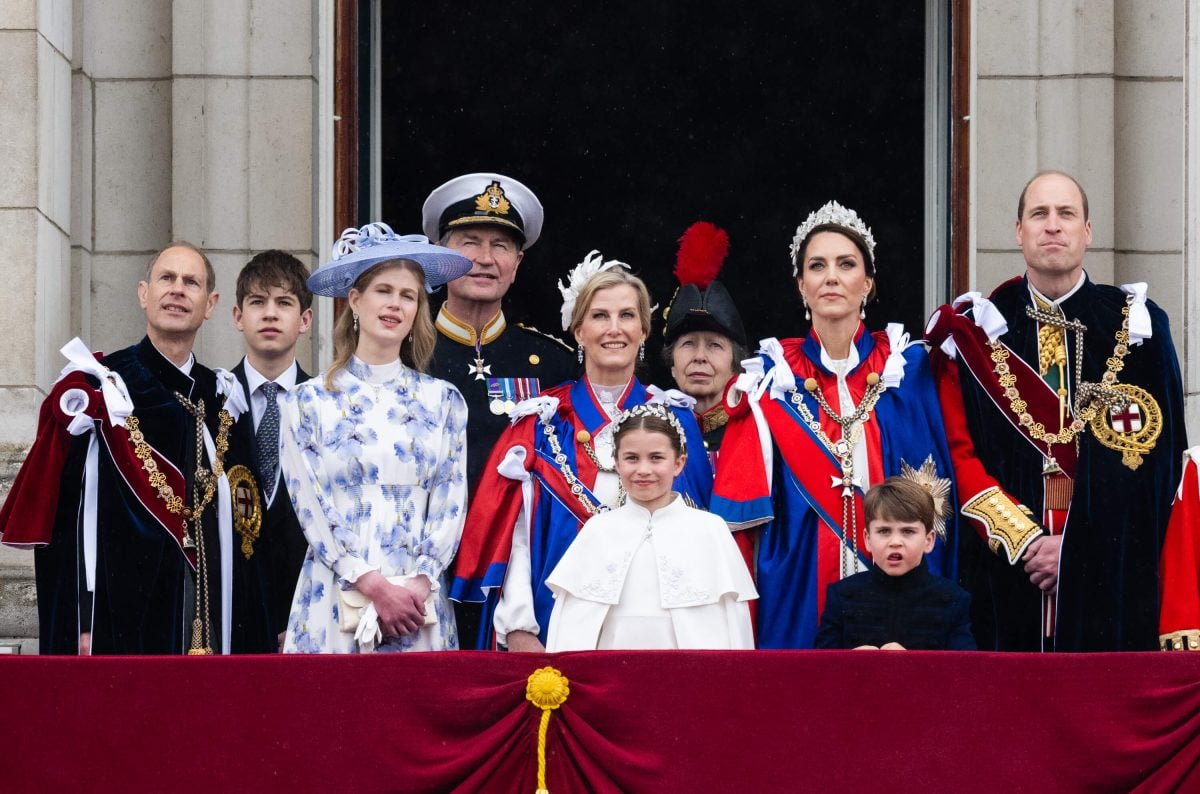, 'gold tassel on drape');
525,667,570,794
